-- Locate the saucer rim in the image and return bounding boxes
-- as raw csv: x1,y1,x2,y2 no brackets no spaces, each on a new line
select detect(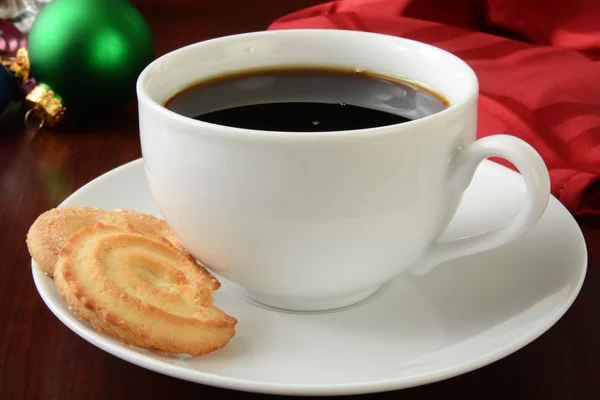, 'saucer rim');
31,158,588,396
